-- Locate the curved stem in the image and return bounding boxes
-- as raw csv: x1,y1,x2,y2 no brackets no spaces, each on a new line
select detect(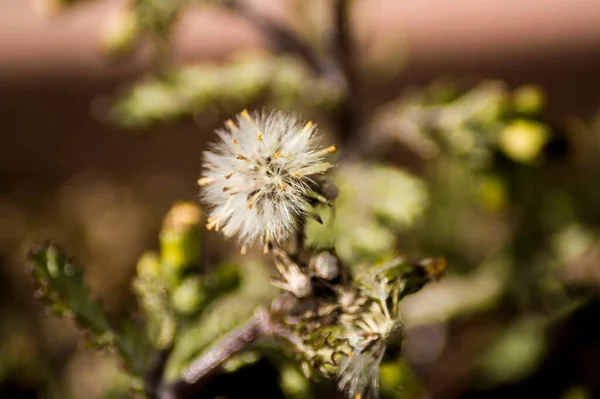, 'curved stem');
159,309,270,399
223,0,340,85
